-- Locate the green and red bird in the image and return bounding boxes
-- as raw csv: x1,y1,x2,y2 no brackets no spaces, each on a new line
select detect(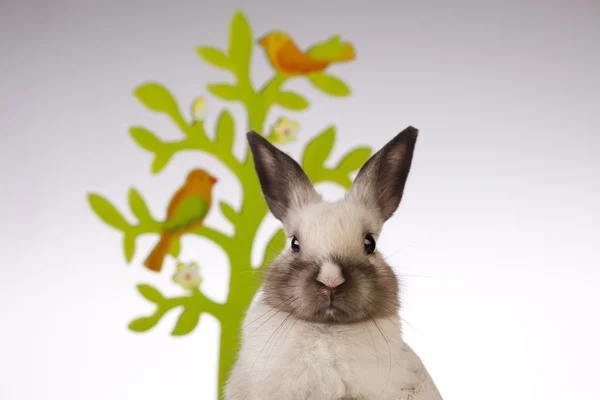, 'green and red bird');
144,169,218,272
